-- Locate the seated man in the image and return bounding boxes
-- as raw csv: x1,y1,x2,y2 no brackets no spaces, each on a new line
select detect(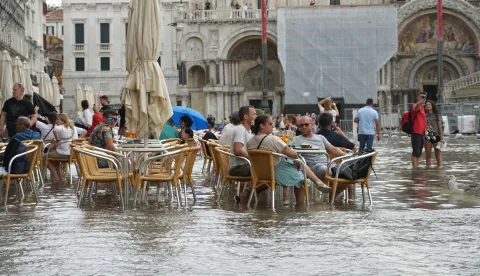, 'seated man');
159,119,179,140
294,116,345,180
89,111,117,168
218,111,240,146
229,106,256,177
12,116,40,141
317,113,355,151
